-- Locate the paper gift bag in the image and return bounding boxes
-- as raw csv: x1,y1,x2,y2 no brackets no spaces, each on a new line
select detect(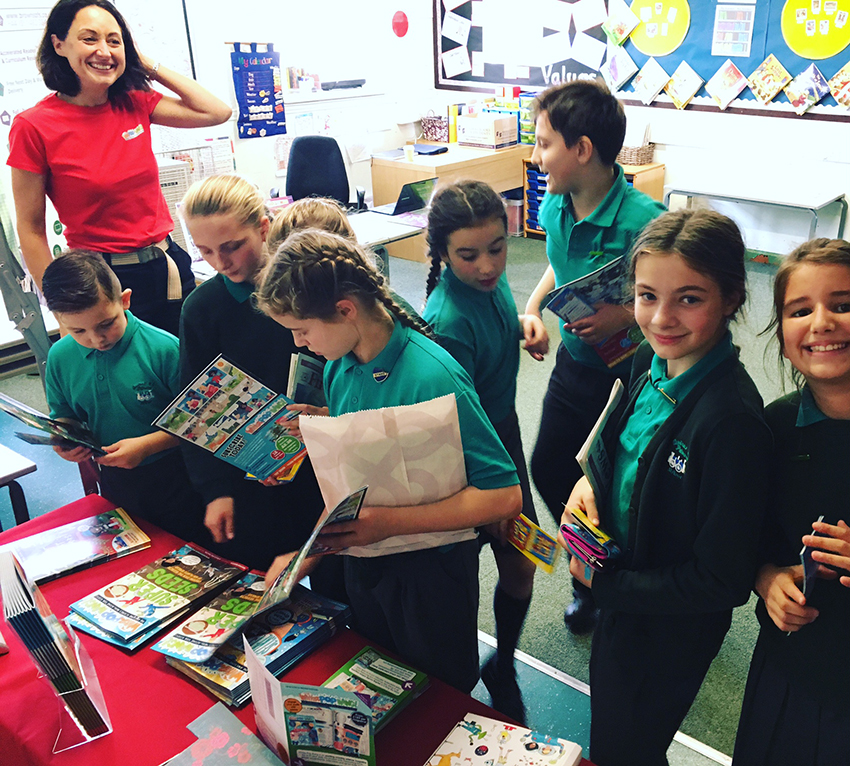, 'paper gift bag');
299,394,475,556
